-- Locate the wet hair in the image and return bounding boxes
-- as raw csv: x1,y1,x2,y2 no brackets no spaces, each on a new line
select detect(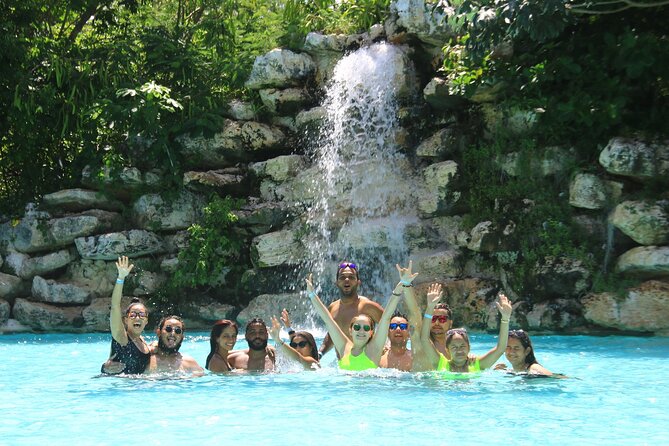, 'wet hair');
245,317,266,333
433,303,452,320
445,328,470,349
349,313,375,332
336,261,360,280
206,319,239,370
124,297,147,316
157,315,185,332
391,310,408,323
509,329,539,366
292,331,319,362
